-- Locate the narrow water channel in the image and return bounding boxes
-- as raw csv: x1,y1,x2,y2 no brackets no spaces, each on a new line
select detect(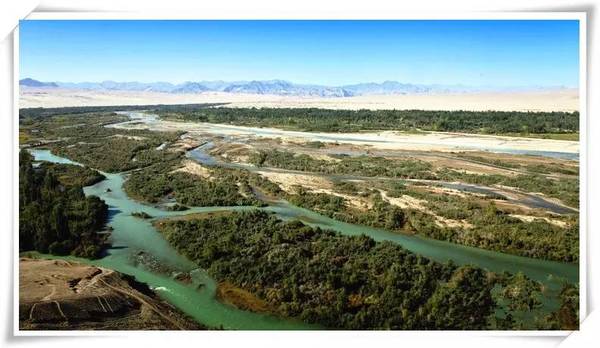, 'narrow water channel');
29,149,316,330
187,145,578,215
28,109,581,328
29,148,578,329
